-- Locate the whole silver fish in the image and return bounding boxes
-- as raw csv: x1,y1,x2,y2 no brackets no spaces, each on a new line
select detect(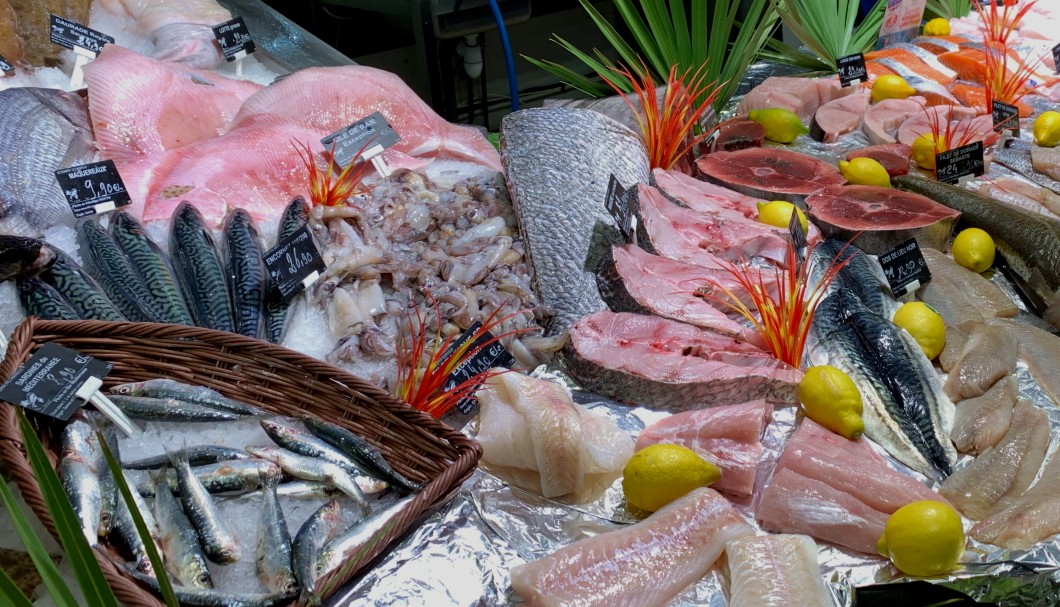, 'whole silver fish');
172,449,242,564
300,415,419,495
256,479,296,594
245,446,369,513
112,470,162,574
109,211,194,325
316,496,414,582
153,469,213,588
109,395,242,423
500,108,650,334
58,417,103,545
110,378,265,417
808,239,898,318
121,565,298,607
137,460,281,497
994,140,1060,195
223,208,268,340
97,427,120,537
123,445,250,470
0,235,55,282
39,248,126,322
292,500,345,597
171,202,236,332
259,419,372,479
